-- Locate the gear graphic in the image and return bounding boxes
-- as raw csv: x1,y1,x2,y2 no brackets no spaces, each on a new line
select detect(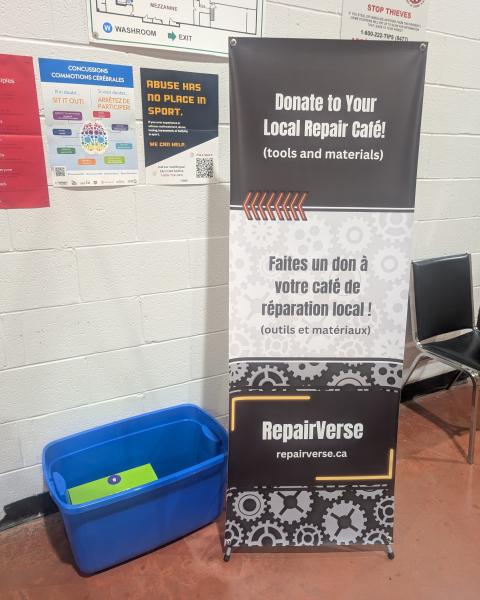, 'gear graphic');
293,523,323,546
372,363,403,388
288,221,333,256
316,487,345,501
371,247,408,284
323,500,367,545
247,364,289,389
364,528,390,545
229,362,248,384
268,490,313,524
335,339,368,358
370,331,405,359
327,369,370,388
226,487,236,500
383,283,409,328
374,496,395,527
246,520,289,547
337,216,372,253
374,212,411,243
286,361,328,382
229,237,253,286
232,491,267,522
224,520,244,547
355,486,385,500
229,327,256,361
247,218,281,251
263,335,295,357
